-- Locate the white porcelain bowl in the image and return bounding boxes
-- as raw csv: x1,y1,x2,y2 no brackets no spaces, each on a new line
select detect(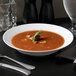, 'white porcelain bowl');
3,23,74,56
